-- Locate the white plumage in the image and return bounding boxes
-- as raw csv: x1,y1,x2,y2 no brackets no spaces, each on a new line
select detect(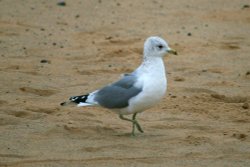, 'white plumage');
61,36,177,135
